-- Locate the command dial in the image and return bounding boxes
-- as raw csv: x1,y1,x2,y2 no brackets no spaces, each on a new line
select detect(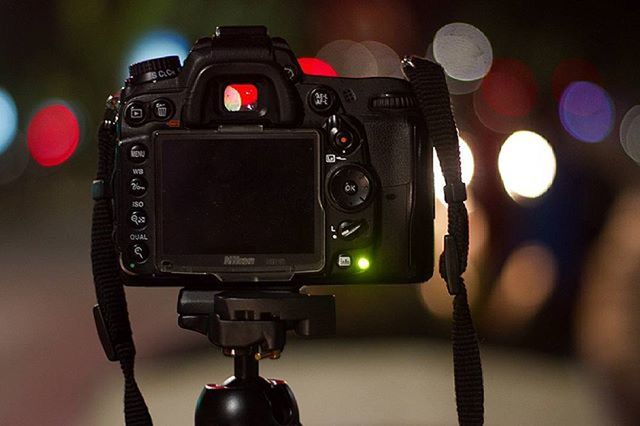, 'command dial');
128,56,181,84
